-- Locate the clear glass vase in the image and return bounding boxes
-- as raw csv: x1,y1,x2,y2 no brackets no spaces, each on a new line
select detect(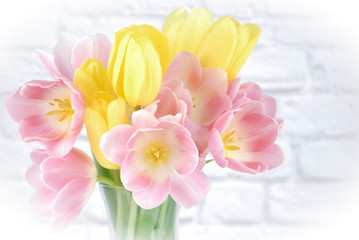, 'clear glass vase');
99,183,179,240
